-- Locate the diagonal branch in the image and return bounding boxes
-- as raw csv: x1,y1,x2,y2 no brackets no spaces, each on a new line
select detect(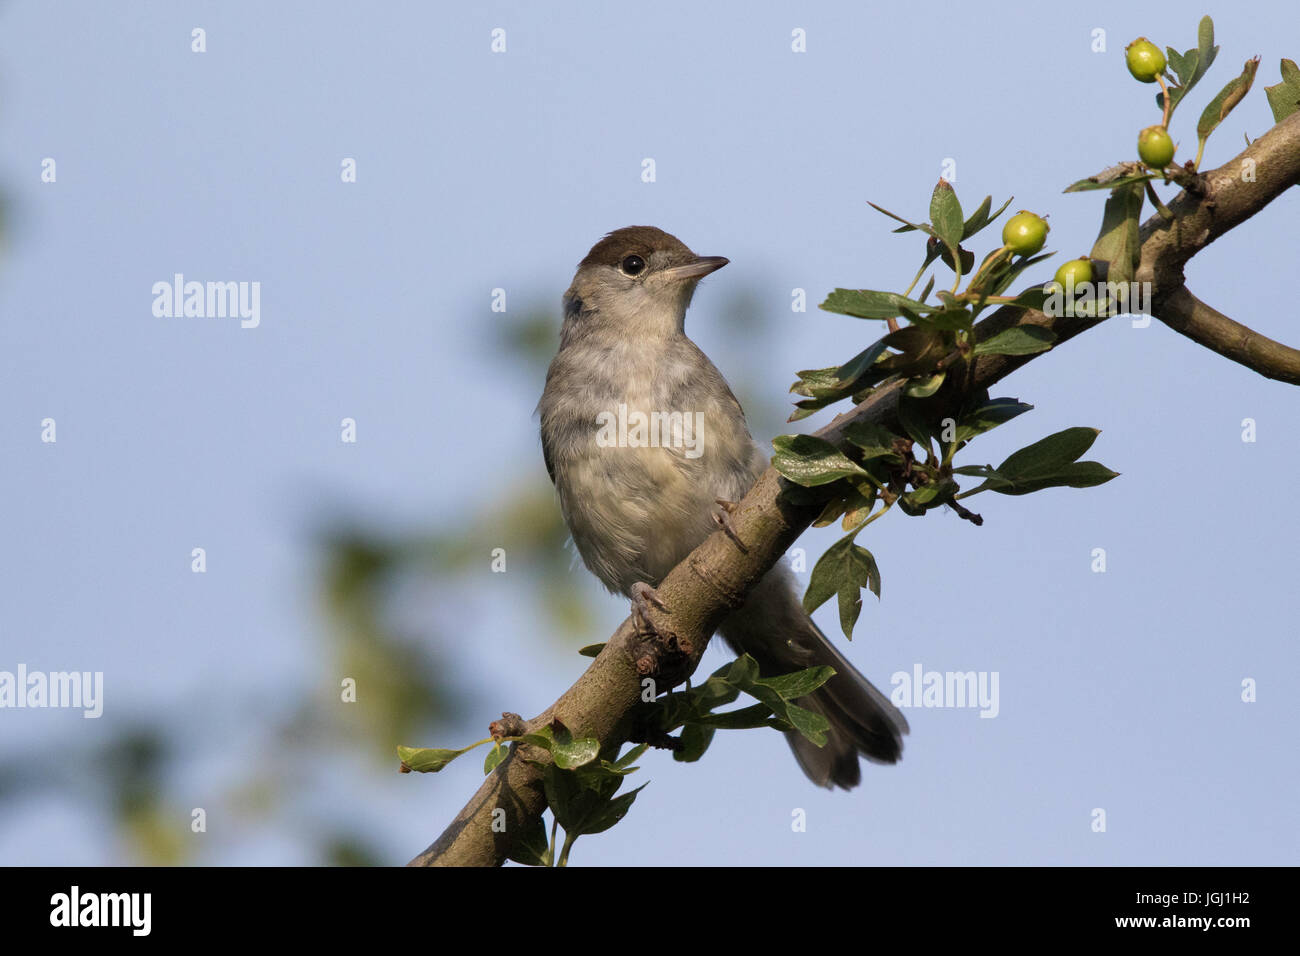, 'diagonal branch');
410,110,1300,867
1156,285,1300,384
